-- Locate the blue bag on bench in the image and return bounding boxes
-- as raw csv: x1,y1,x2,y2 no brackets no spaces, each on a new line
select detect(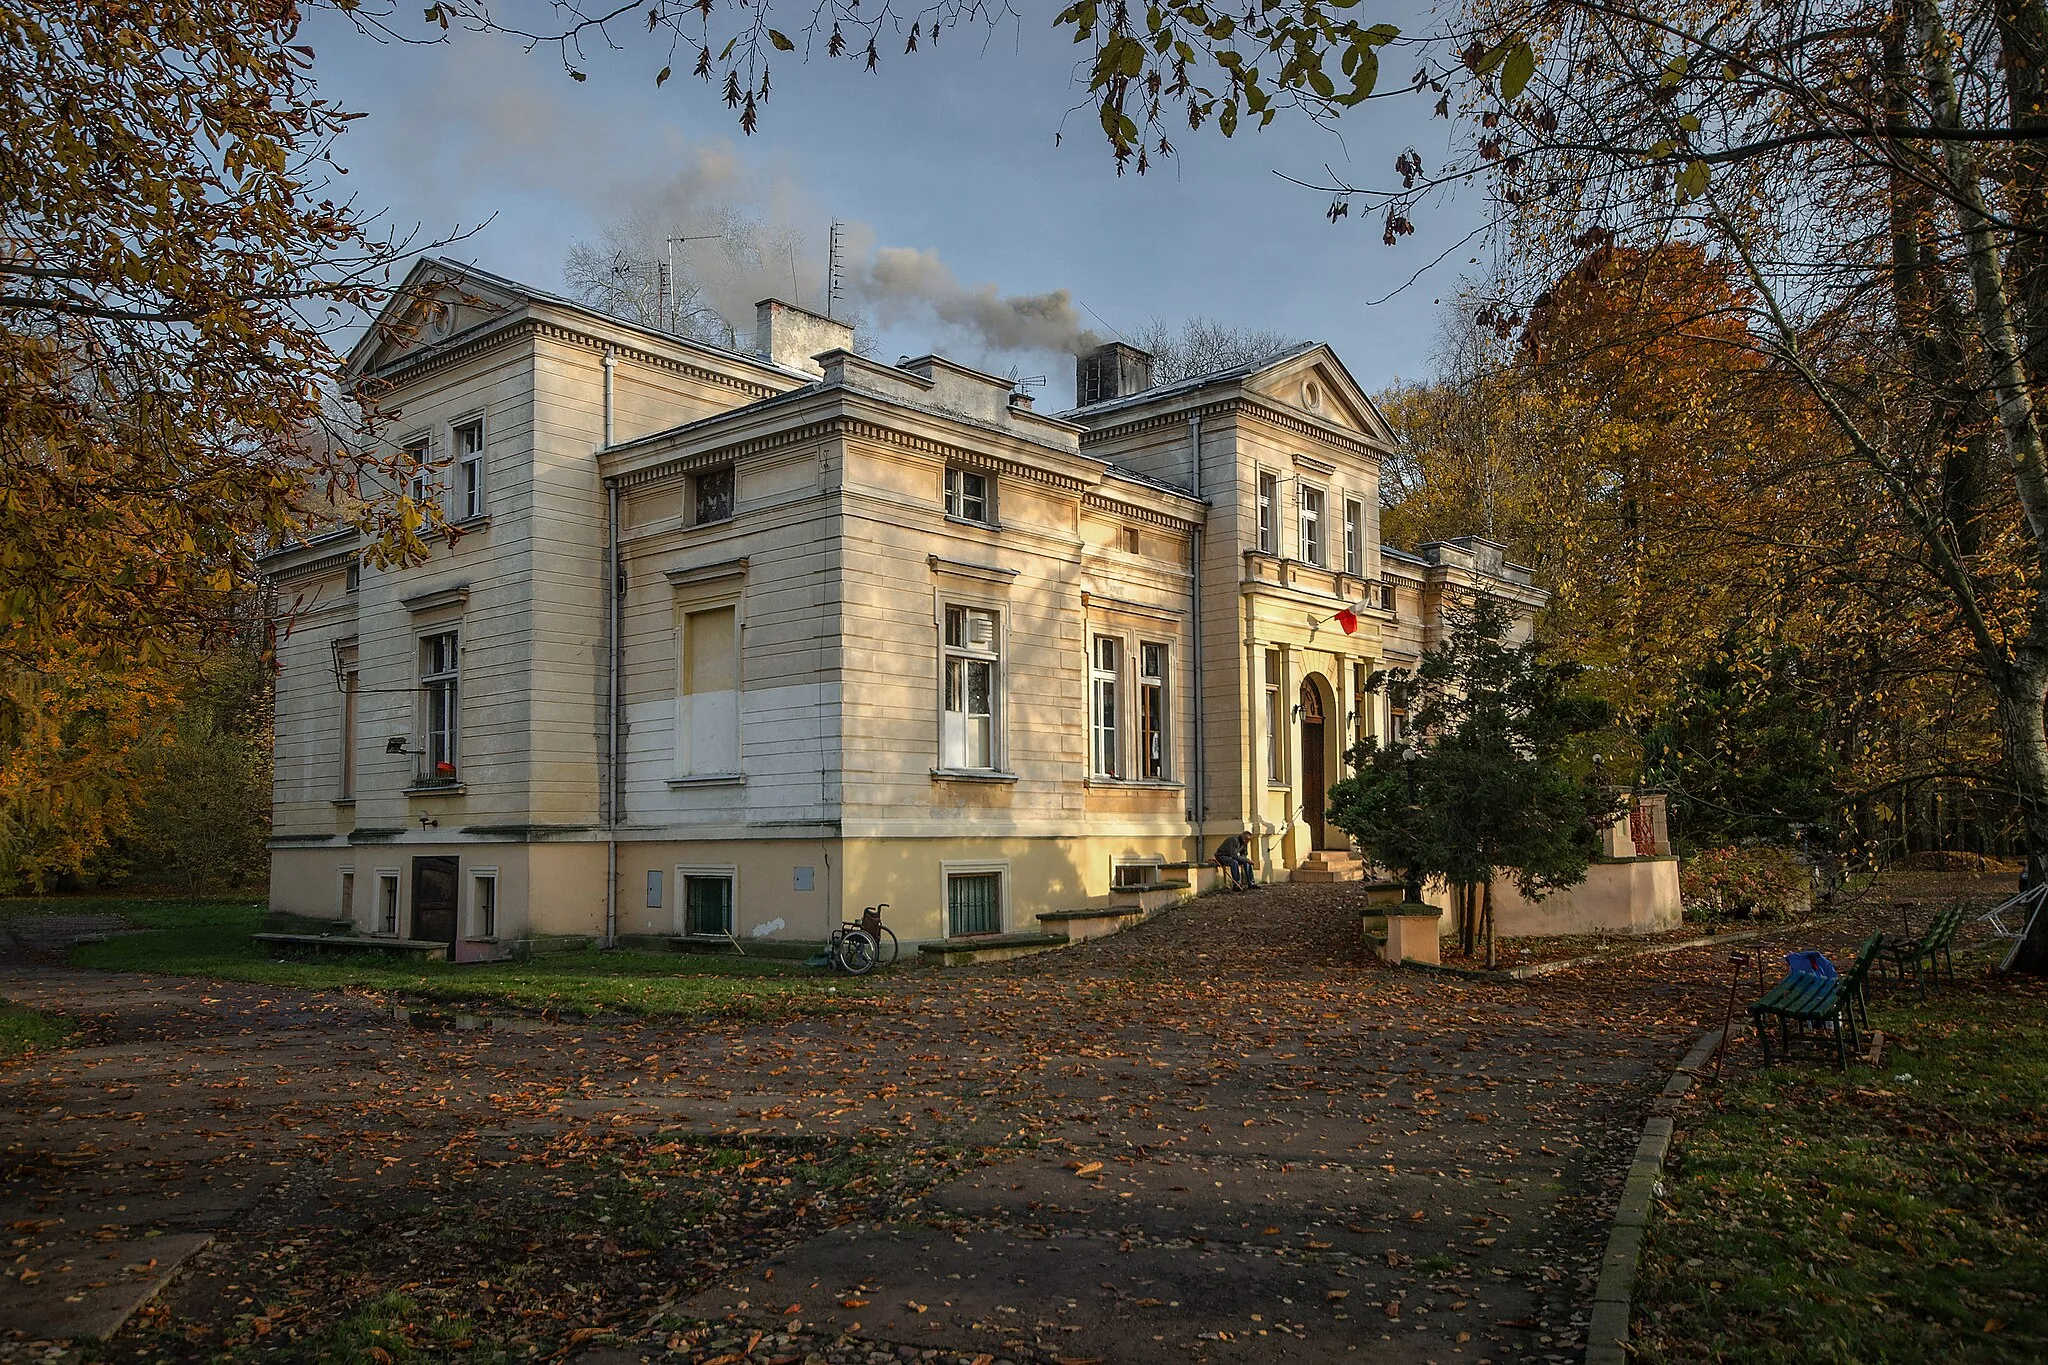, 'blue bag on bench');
1785,950,1837,980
